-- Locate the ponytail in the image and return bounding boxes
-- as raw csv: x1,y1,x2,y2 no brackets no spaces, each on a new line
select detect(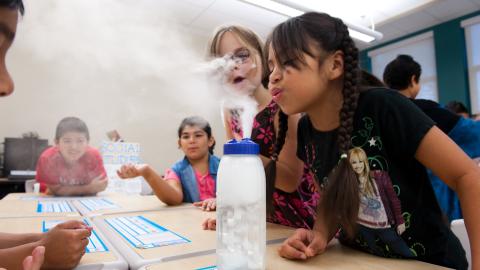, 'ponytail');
321,19,361,239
